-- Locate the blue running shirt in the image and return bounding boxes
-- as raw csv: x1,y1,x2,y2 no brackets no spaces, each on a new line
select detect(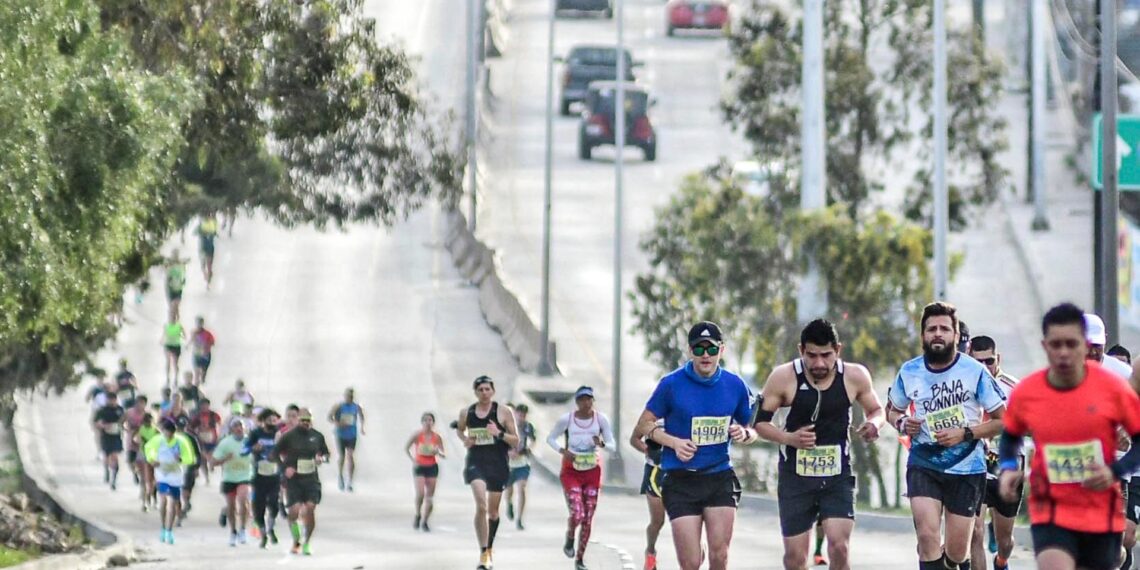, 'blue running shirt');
888,354,1006,475
645,362,754,473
